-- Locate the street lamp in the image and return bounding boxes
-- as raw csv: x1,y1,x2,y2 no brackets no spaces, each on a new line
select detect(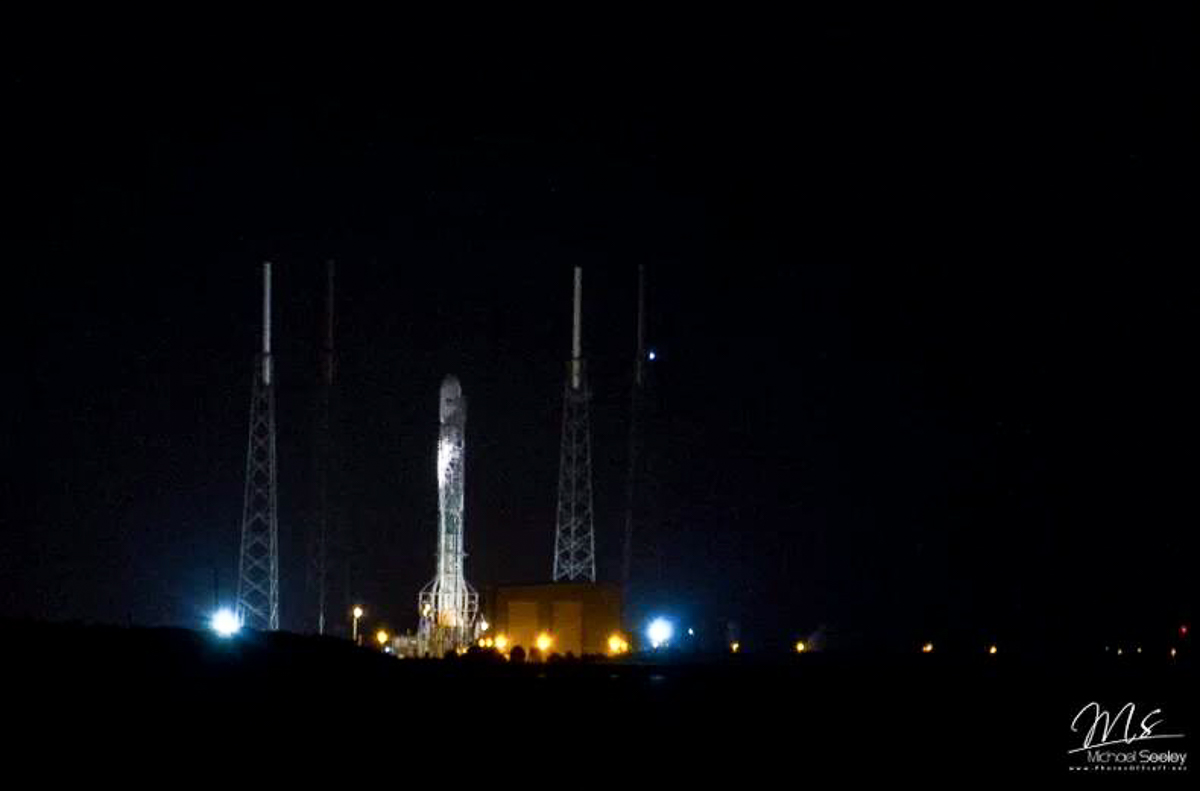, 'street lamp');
352,606,364,644
376,629,389,647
